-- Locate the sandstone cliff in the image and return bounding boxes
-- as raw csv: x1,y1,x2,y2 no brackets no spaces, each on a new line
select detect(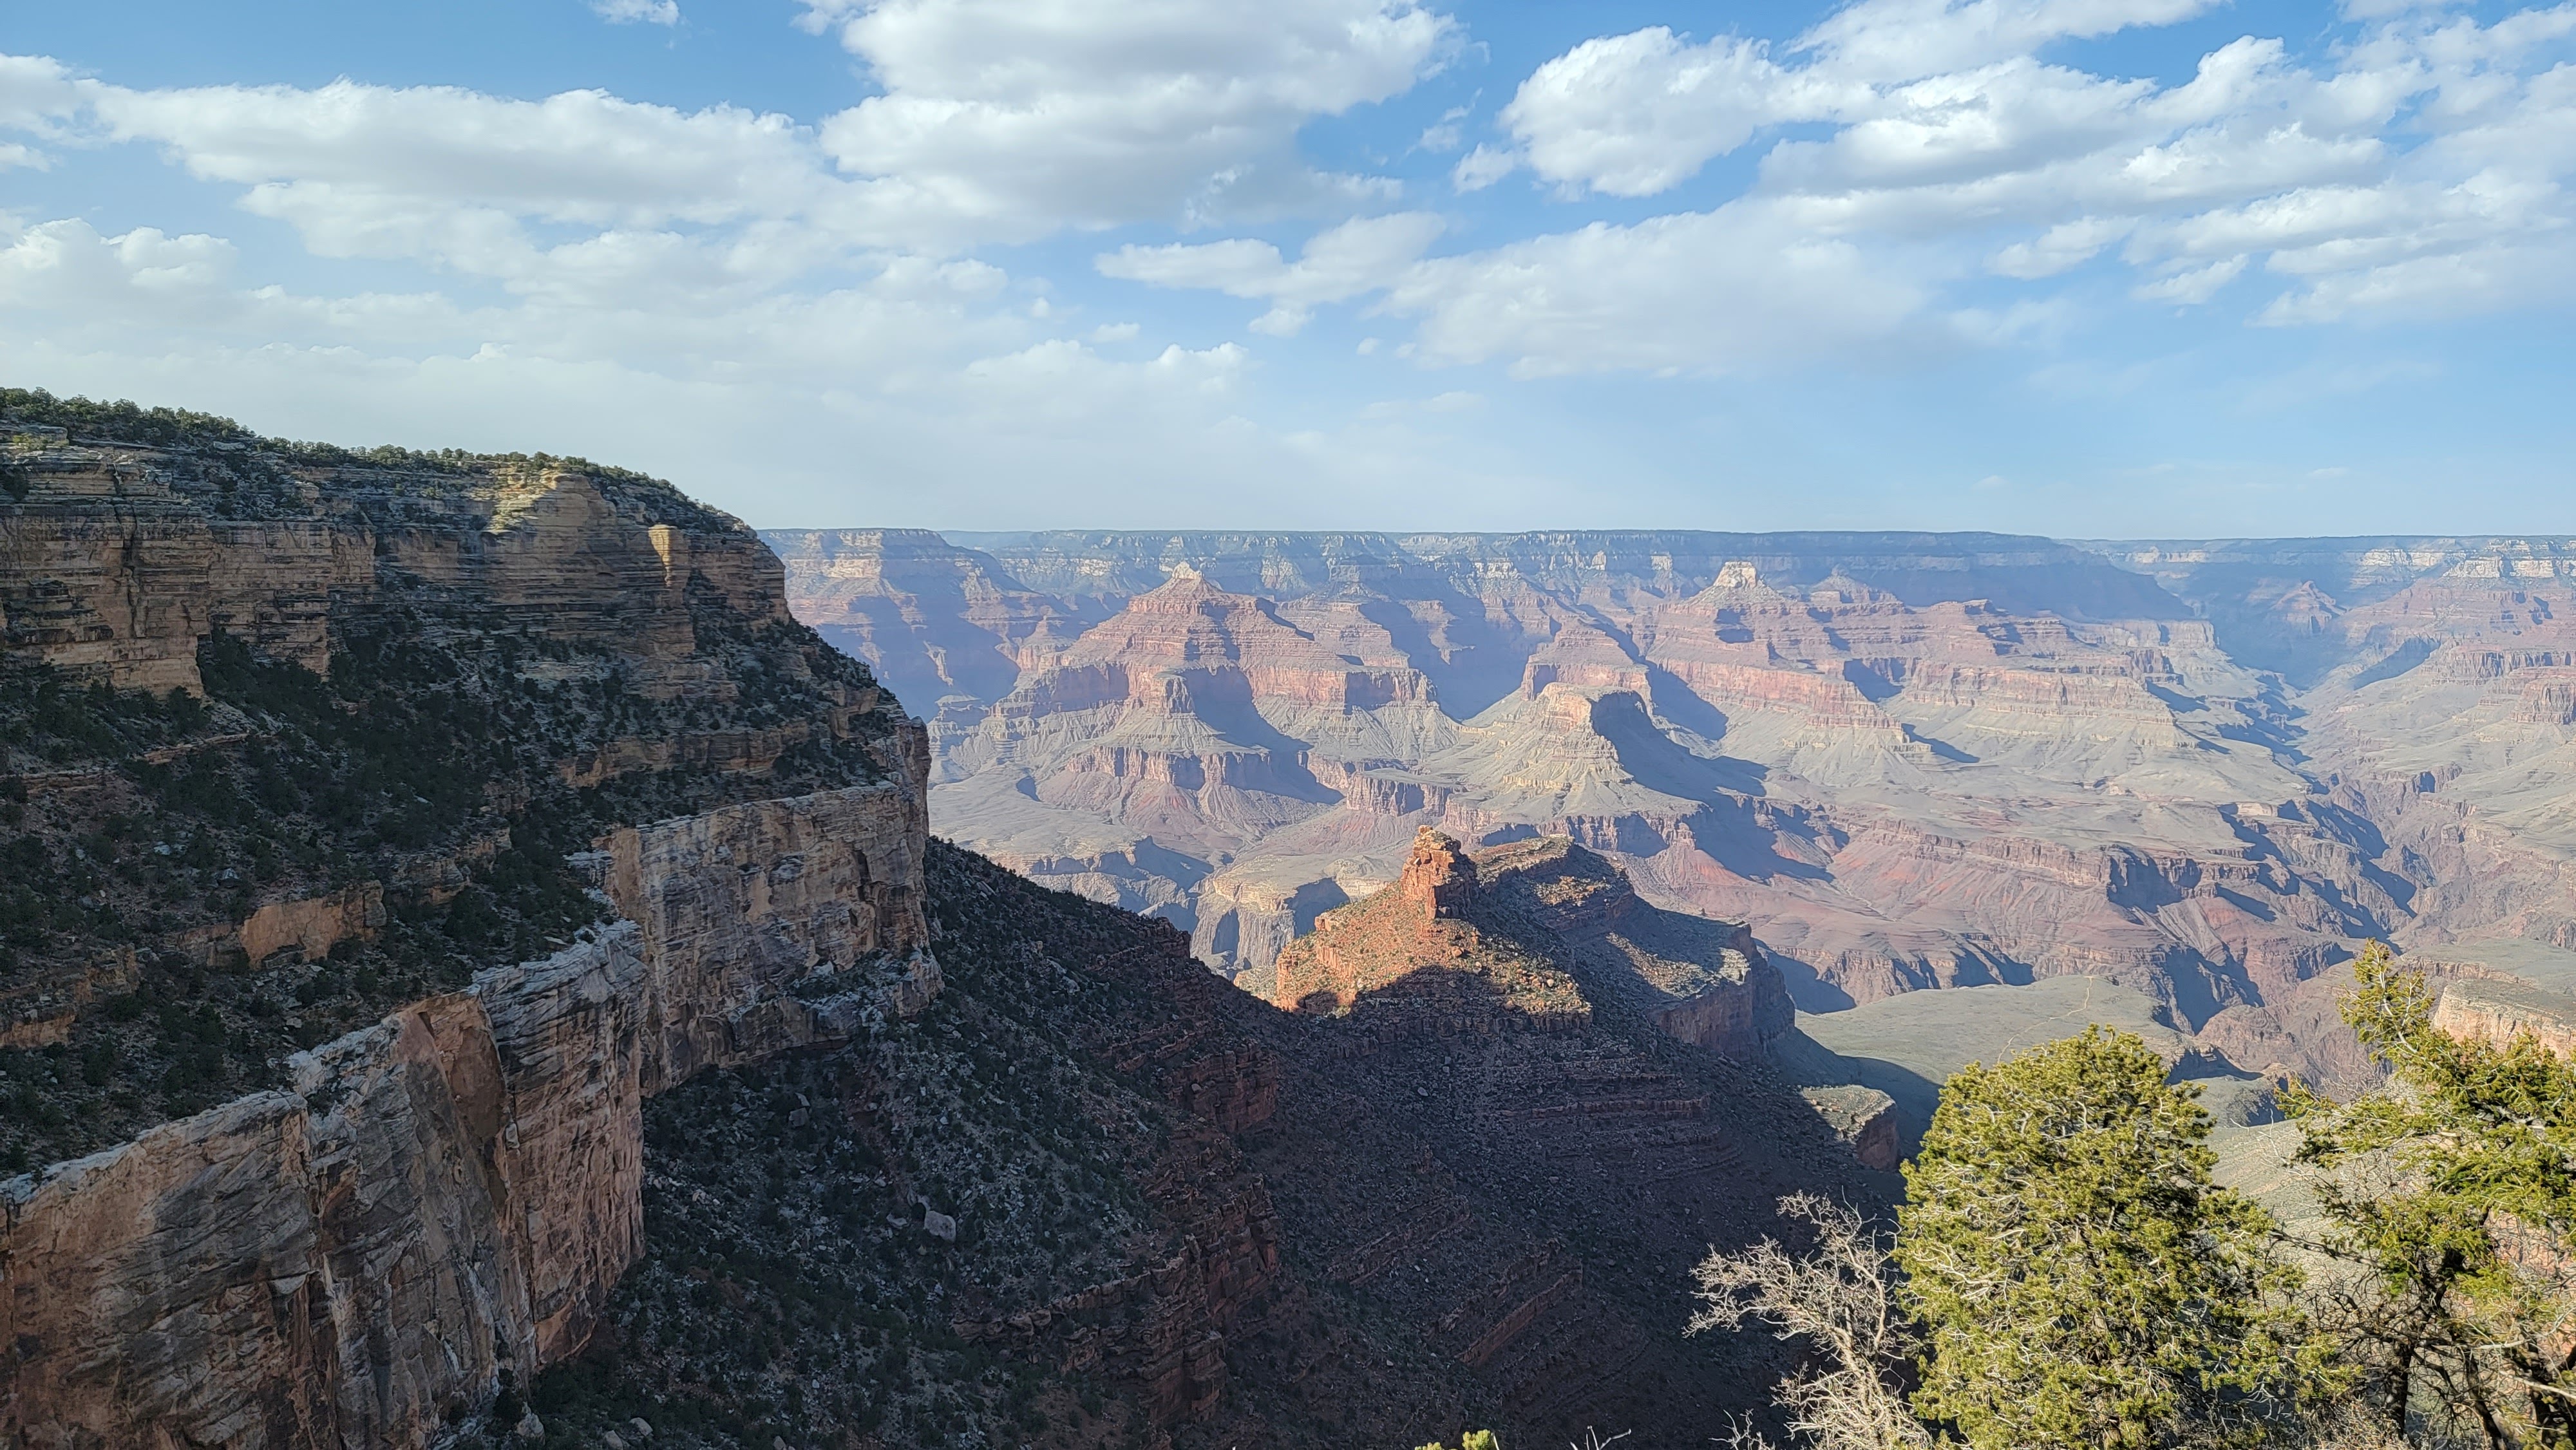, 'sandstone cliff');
1,787,936,1449
1,393,910,1171
778,527,2576,1097
0,392,936,1446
